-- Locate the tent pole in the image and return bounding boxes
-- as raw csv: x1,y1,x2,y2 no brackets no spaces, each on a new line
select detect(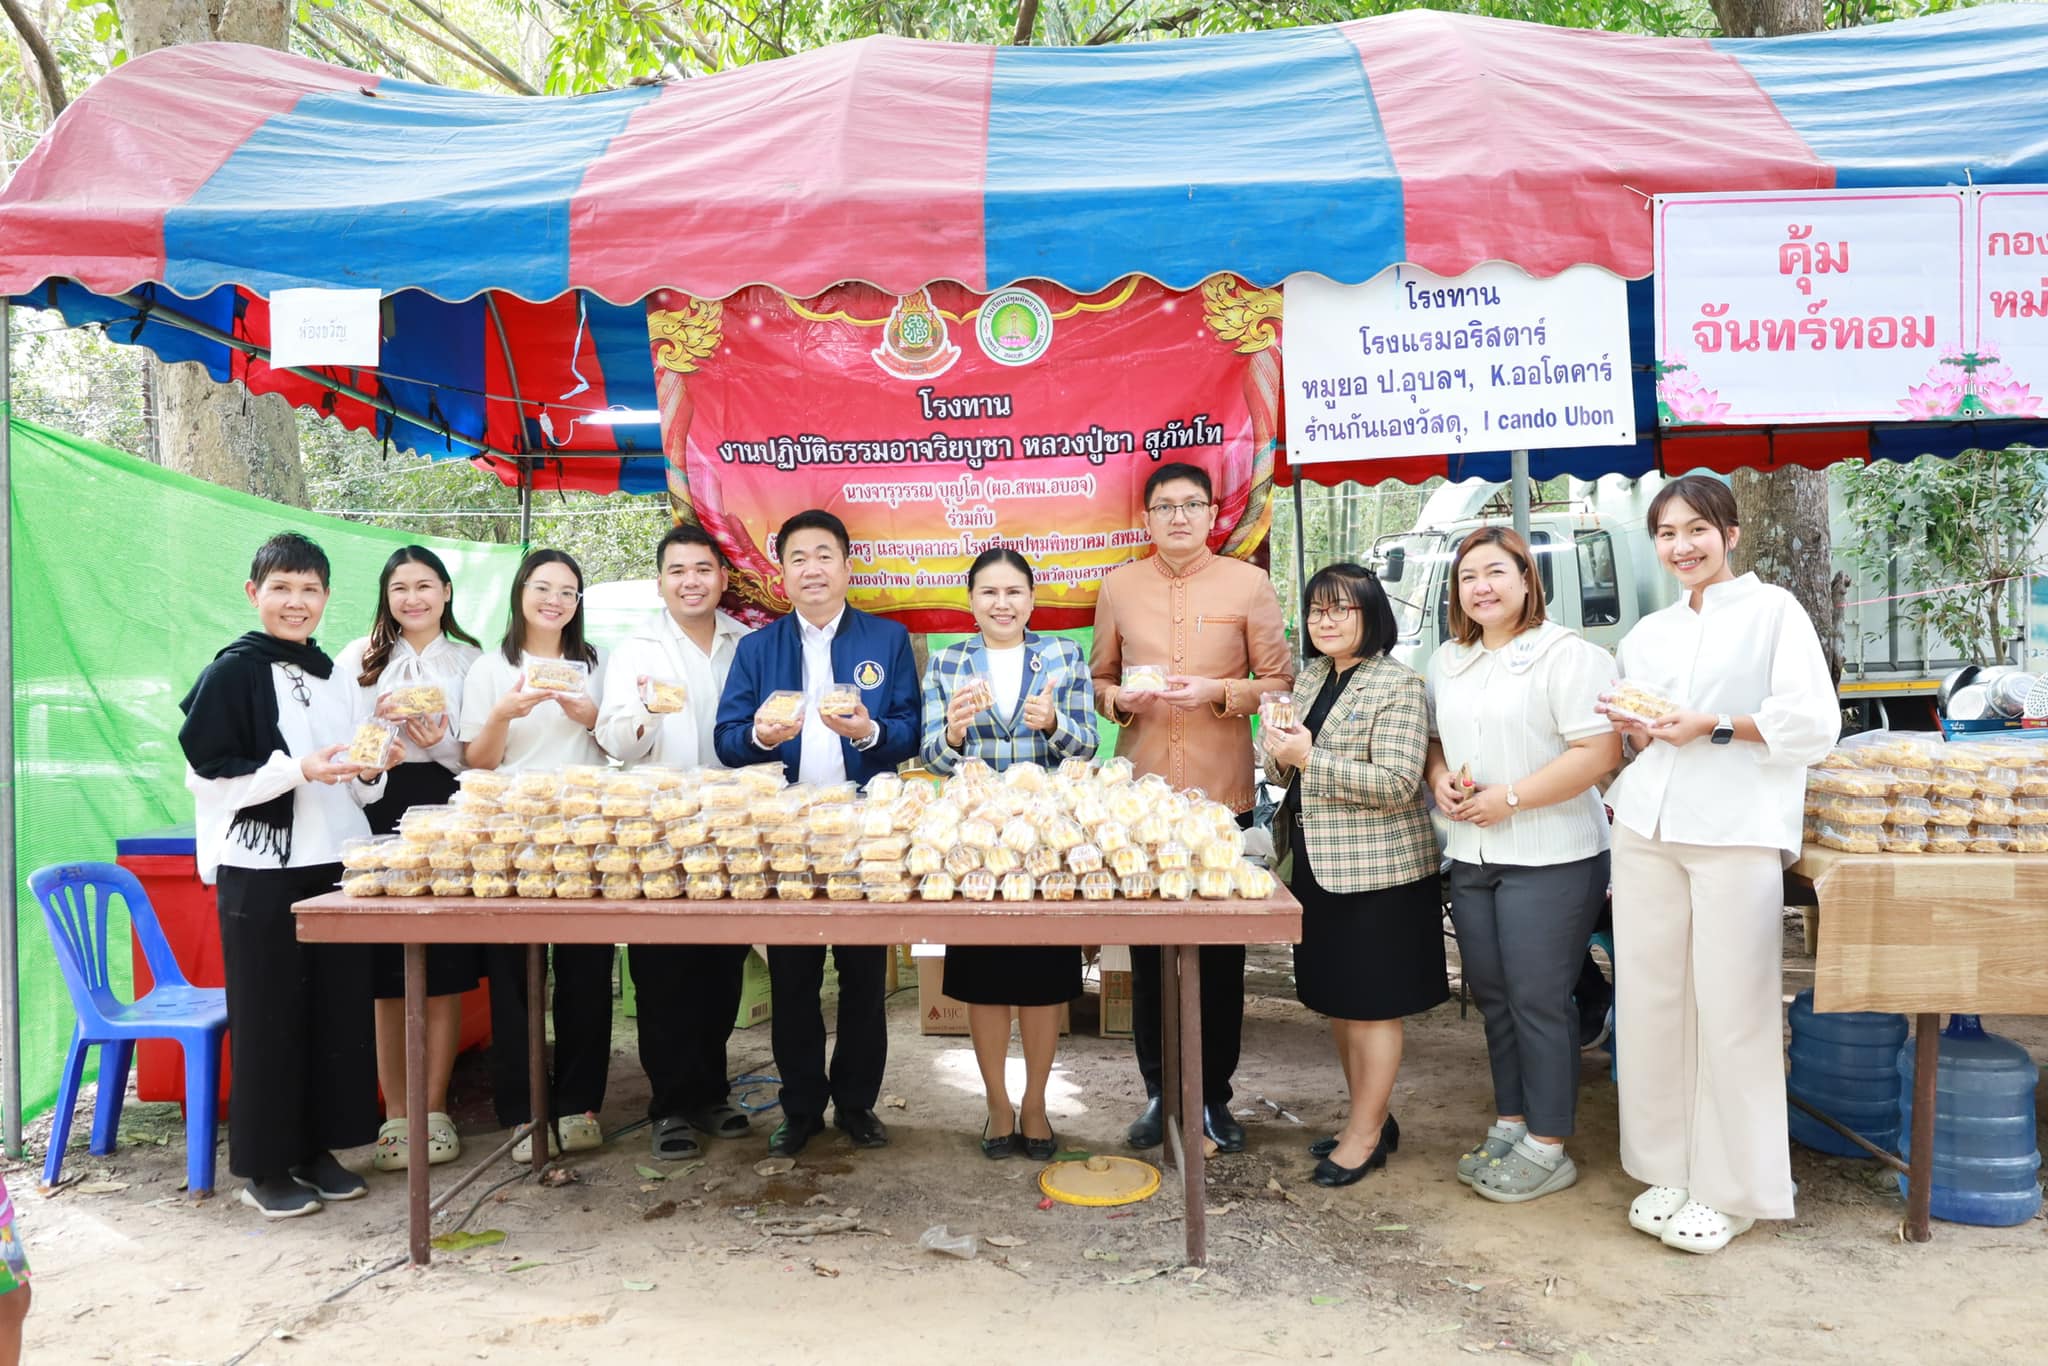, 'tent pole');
518,459,533,550
1510,449,1531,540
0,302,21,1158
1290,477,1308,622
